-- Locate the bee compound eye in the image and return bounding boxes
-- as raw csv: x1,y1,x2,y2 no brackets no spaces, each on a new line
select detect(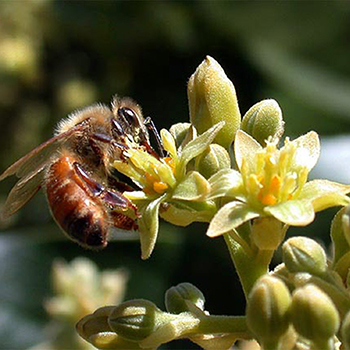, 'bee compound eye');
118,107,140,127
